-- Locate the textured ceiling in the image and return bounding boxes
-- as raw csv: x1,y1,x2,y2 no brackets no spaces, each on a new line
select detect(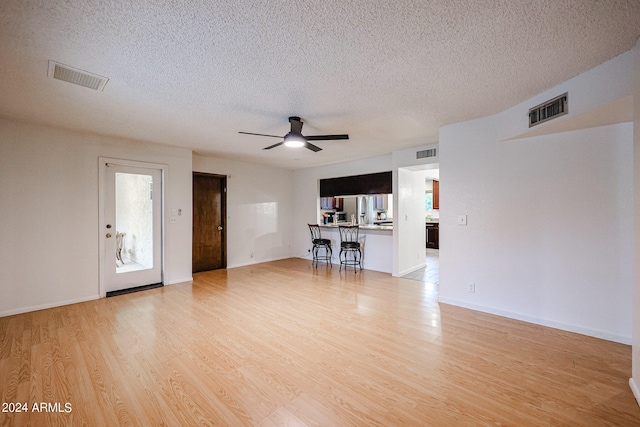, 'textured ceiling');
1,1,639,169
